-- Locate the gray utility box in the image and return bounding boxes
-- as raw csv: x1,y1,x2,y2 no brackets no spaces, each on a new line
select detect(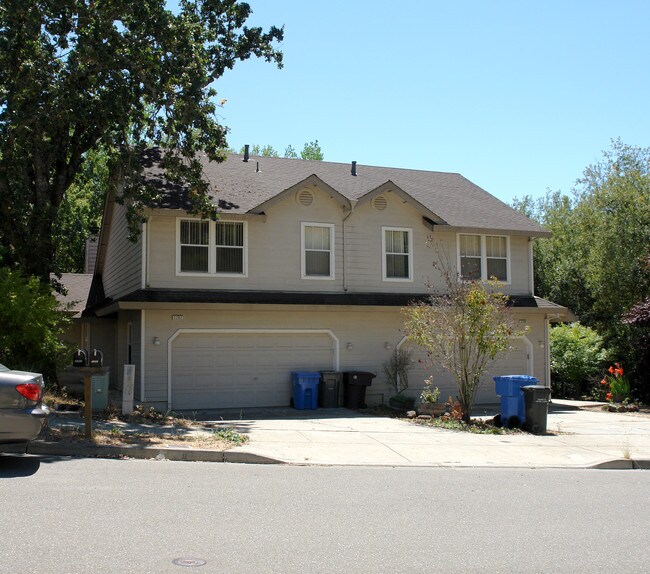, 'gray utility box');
521,385,552,434
319,371,342,408
91,368,110,411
